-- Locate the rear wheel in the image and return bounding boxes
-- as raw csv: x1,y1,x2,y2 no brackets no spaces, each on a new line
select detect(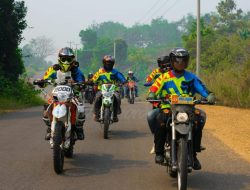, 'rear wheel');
103,108,110,139
53,121,64,174
177,138,188,190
